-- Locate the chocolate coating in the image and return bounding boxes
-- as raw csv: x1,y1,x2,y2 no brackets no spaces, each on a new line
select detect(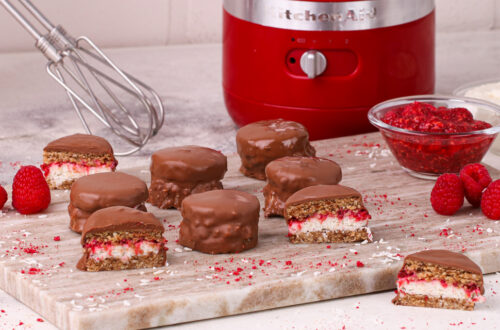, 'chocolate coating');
69,172,149,233
236,119,316,180
69,203,147,234
150,146,227,182
81,206,164,244
148,179,222,210
179,190,260,254
71,172,148,211
406,250,482,275
266,157,342,188
285,184,362,207
263,157,342,217
44,133,114,155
